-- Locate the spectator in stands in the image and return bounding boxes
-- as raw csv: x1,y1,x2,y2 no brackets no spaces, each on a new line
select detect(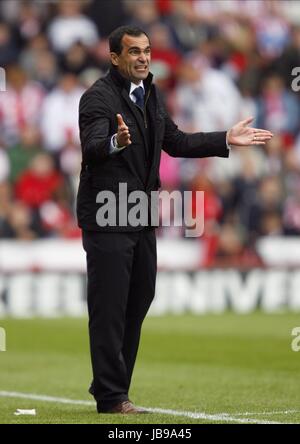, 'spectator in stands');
283,149,300,235
1,200,39,240
162,0,217,52
247,176,284,240
209,223,245,268
148,22,182,91
261,210,284,236
190,173,223,228
59,41,96,76
87,0,128,38
0,182,12,237
7,125,42,184
0,65,44,146
0,21,18,66
126,0,161,32
264,133,283,175
256,74,300,135
47,0,99,54
39,187,81,239
0,179,43,239
15,152,64,209
17,1,45,44
174,56,241,133
253,0,290,60
233,151,267,231
40,73,84,152
20,33,58,91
